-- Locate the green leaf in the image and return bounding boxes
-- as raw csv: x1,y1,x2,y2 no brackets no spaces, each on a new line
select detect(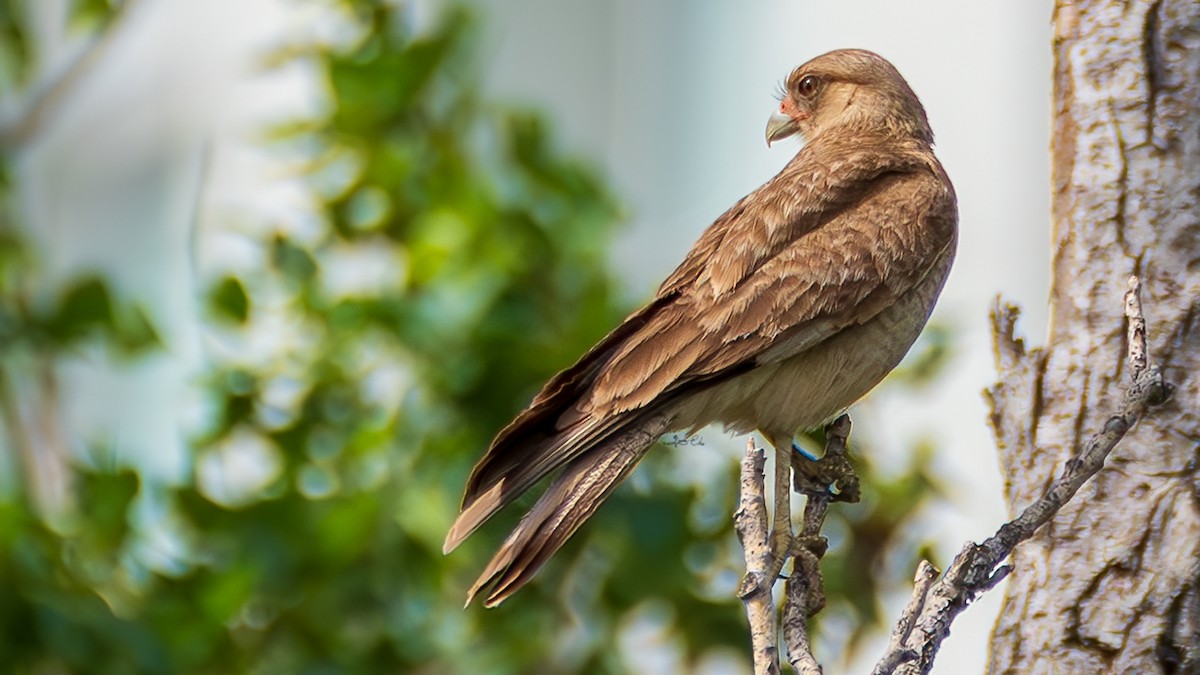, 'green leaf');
77,469,139,547
271,236,317,283
209,276,250,324
0,0,32,89
39,275,160,354
69,0,118,31
48,276,114,341
114,305,161,355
